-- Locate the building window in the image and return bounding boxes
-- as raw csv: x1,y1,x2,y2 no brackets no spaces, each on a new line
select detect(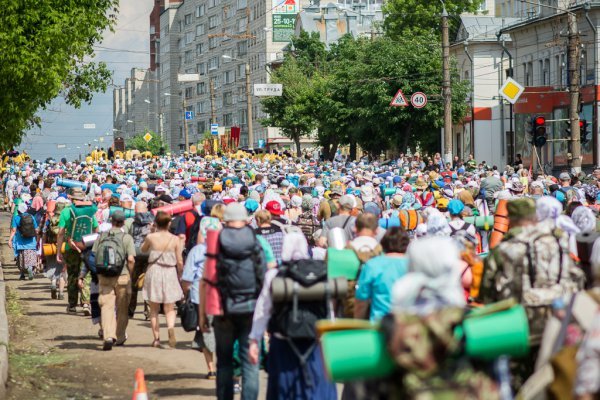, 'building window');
196,43,204,57
209,36,219,49
197,120,207,134
196,4,205,17
196,24,205,37
237,17,247,33
224,70,234,84
197,82,206,95
185,87,193,99
184,50,193,63
239,109,247,125
223,5,234,19
237,40,247,56
208,56,219,71
223,92,233,106
237,63,245,80
184,14,192,25
224,113,233,126
197,62,206,75
237,0,247,9
185,31,195,45
543,58,550,85
208,14,220,29
209,0,220,9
